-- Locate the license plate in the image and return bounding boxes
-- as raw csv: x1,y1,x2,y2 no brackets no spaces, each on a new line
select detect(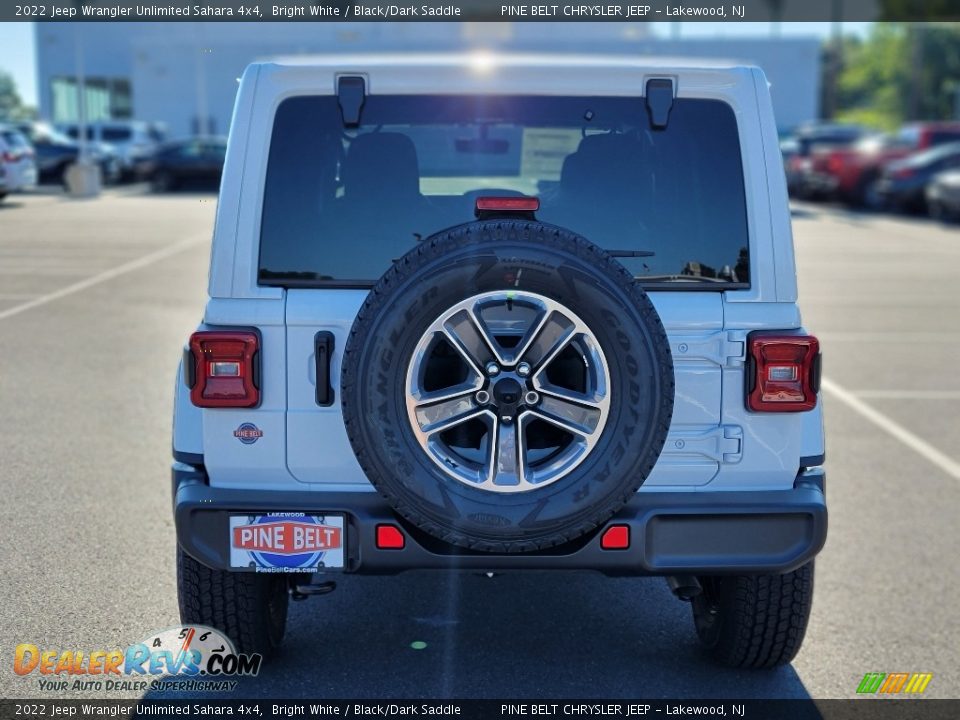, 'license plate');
229,513,344,572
